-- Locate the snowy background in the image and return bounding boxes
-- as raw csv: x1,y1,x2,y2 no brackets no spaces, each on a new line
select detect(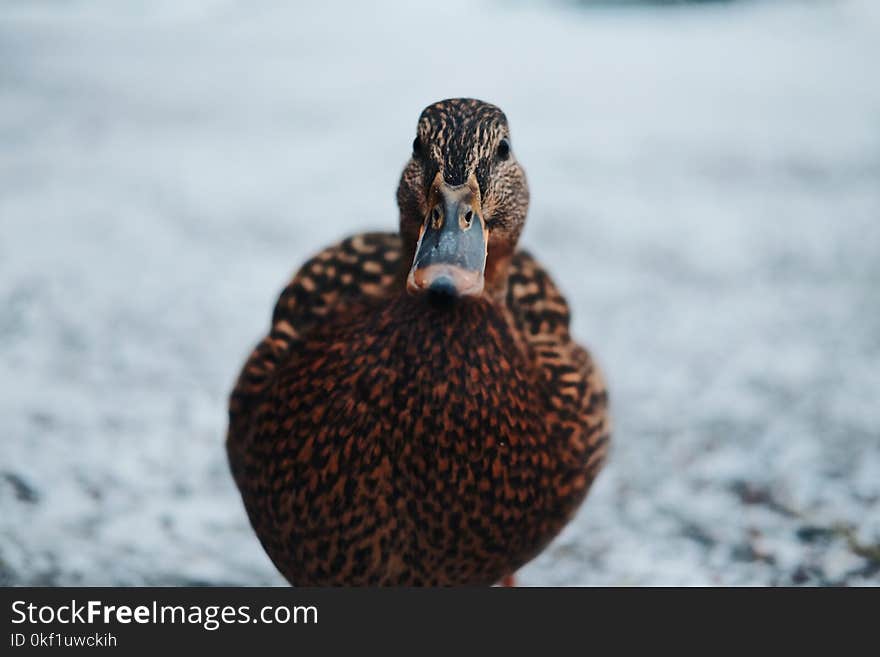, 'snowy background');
1,0,878,586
